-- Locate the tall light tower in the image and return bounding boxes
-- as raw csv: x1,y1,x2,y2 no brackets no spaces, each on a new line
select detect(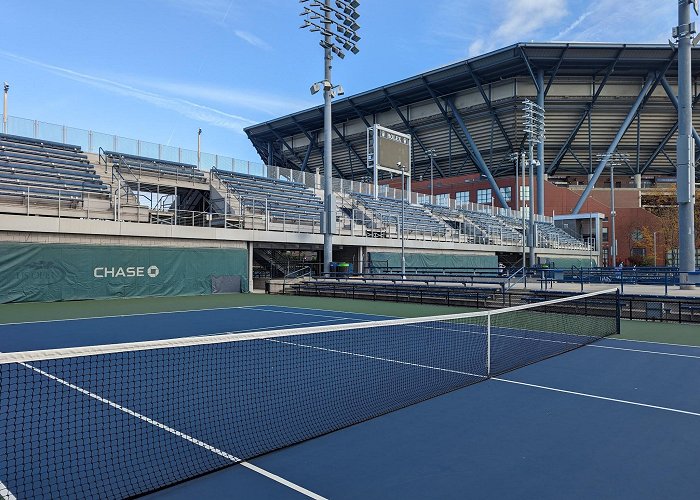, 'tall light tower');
3,82,9,134
674,0,698,288
300,0,361,275
523,99,545,267
596,152,629,266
